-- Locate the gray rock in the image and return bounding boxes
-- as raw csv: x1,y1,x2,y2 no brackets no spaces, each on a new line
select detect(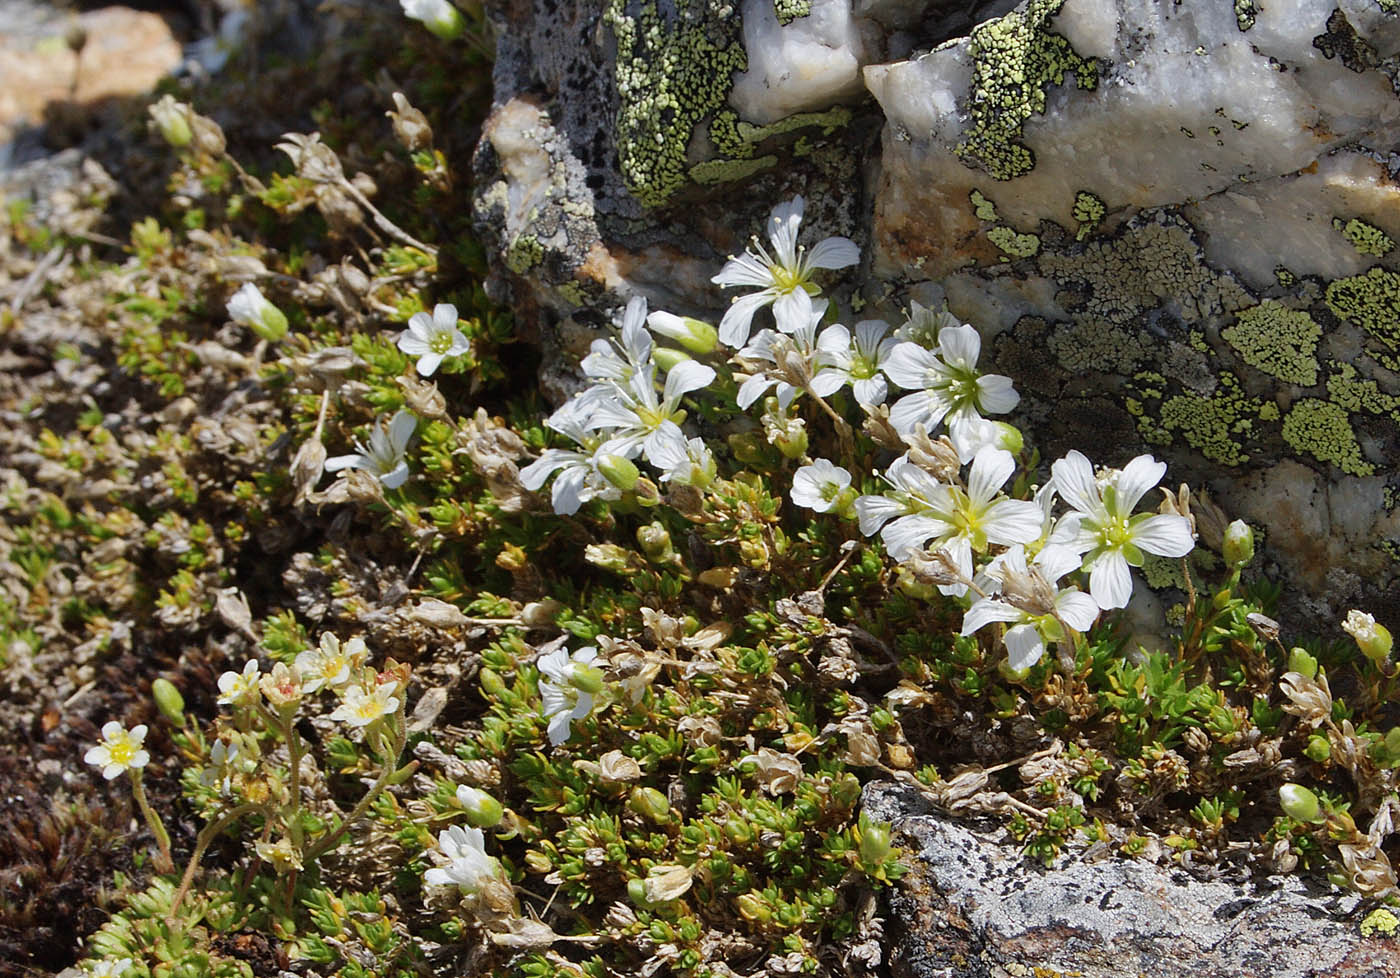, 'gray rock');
475,0,1400,628
864,781,1400,978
